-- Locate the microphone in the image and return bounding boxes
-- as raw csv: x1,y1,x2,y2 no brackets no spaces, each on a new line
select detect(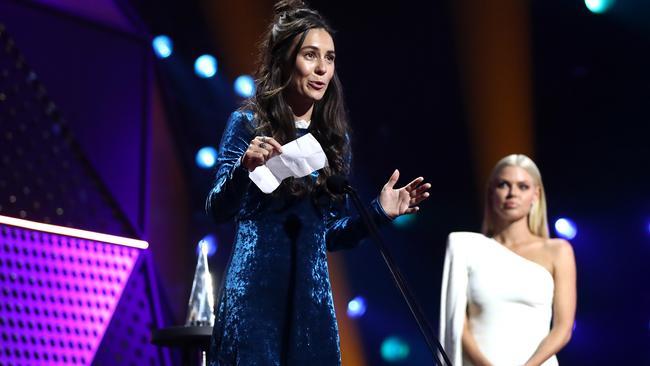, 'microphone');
326,175,350,194
325,175,452,365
